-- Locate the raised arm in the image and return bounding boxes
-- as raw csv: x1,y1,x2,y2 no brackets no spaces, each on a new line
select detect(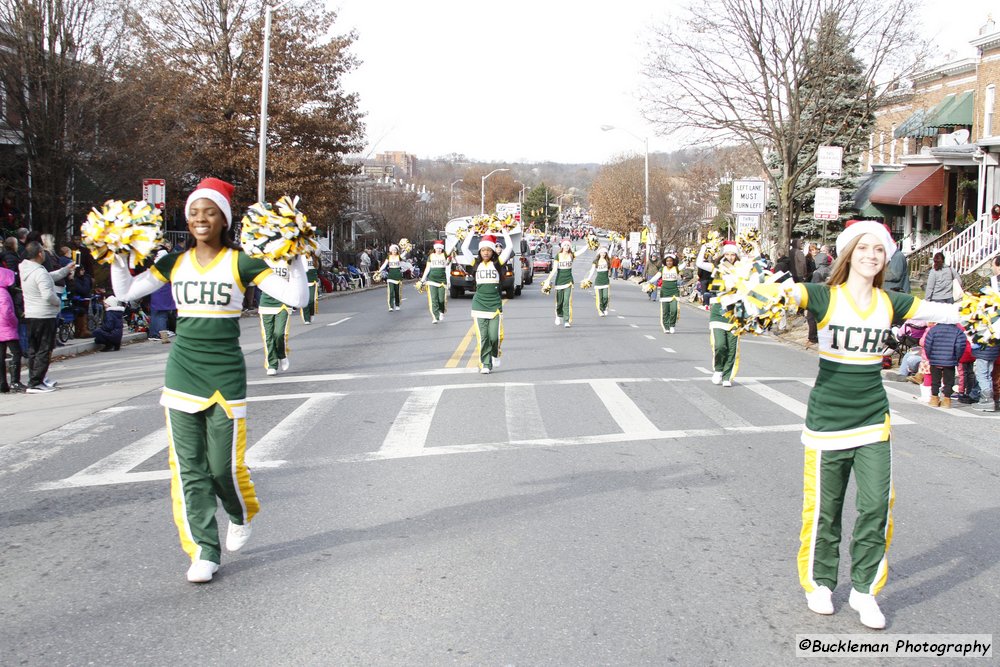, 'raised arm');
498,231,513,265
695,244,715,274
258,256,309,308
111,256,166,302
